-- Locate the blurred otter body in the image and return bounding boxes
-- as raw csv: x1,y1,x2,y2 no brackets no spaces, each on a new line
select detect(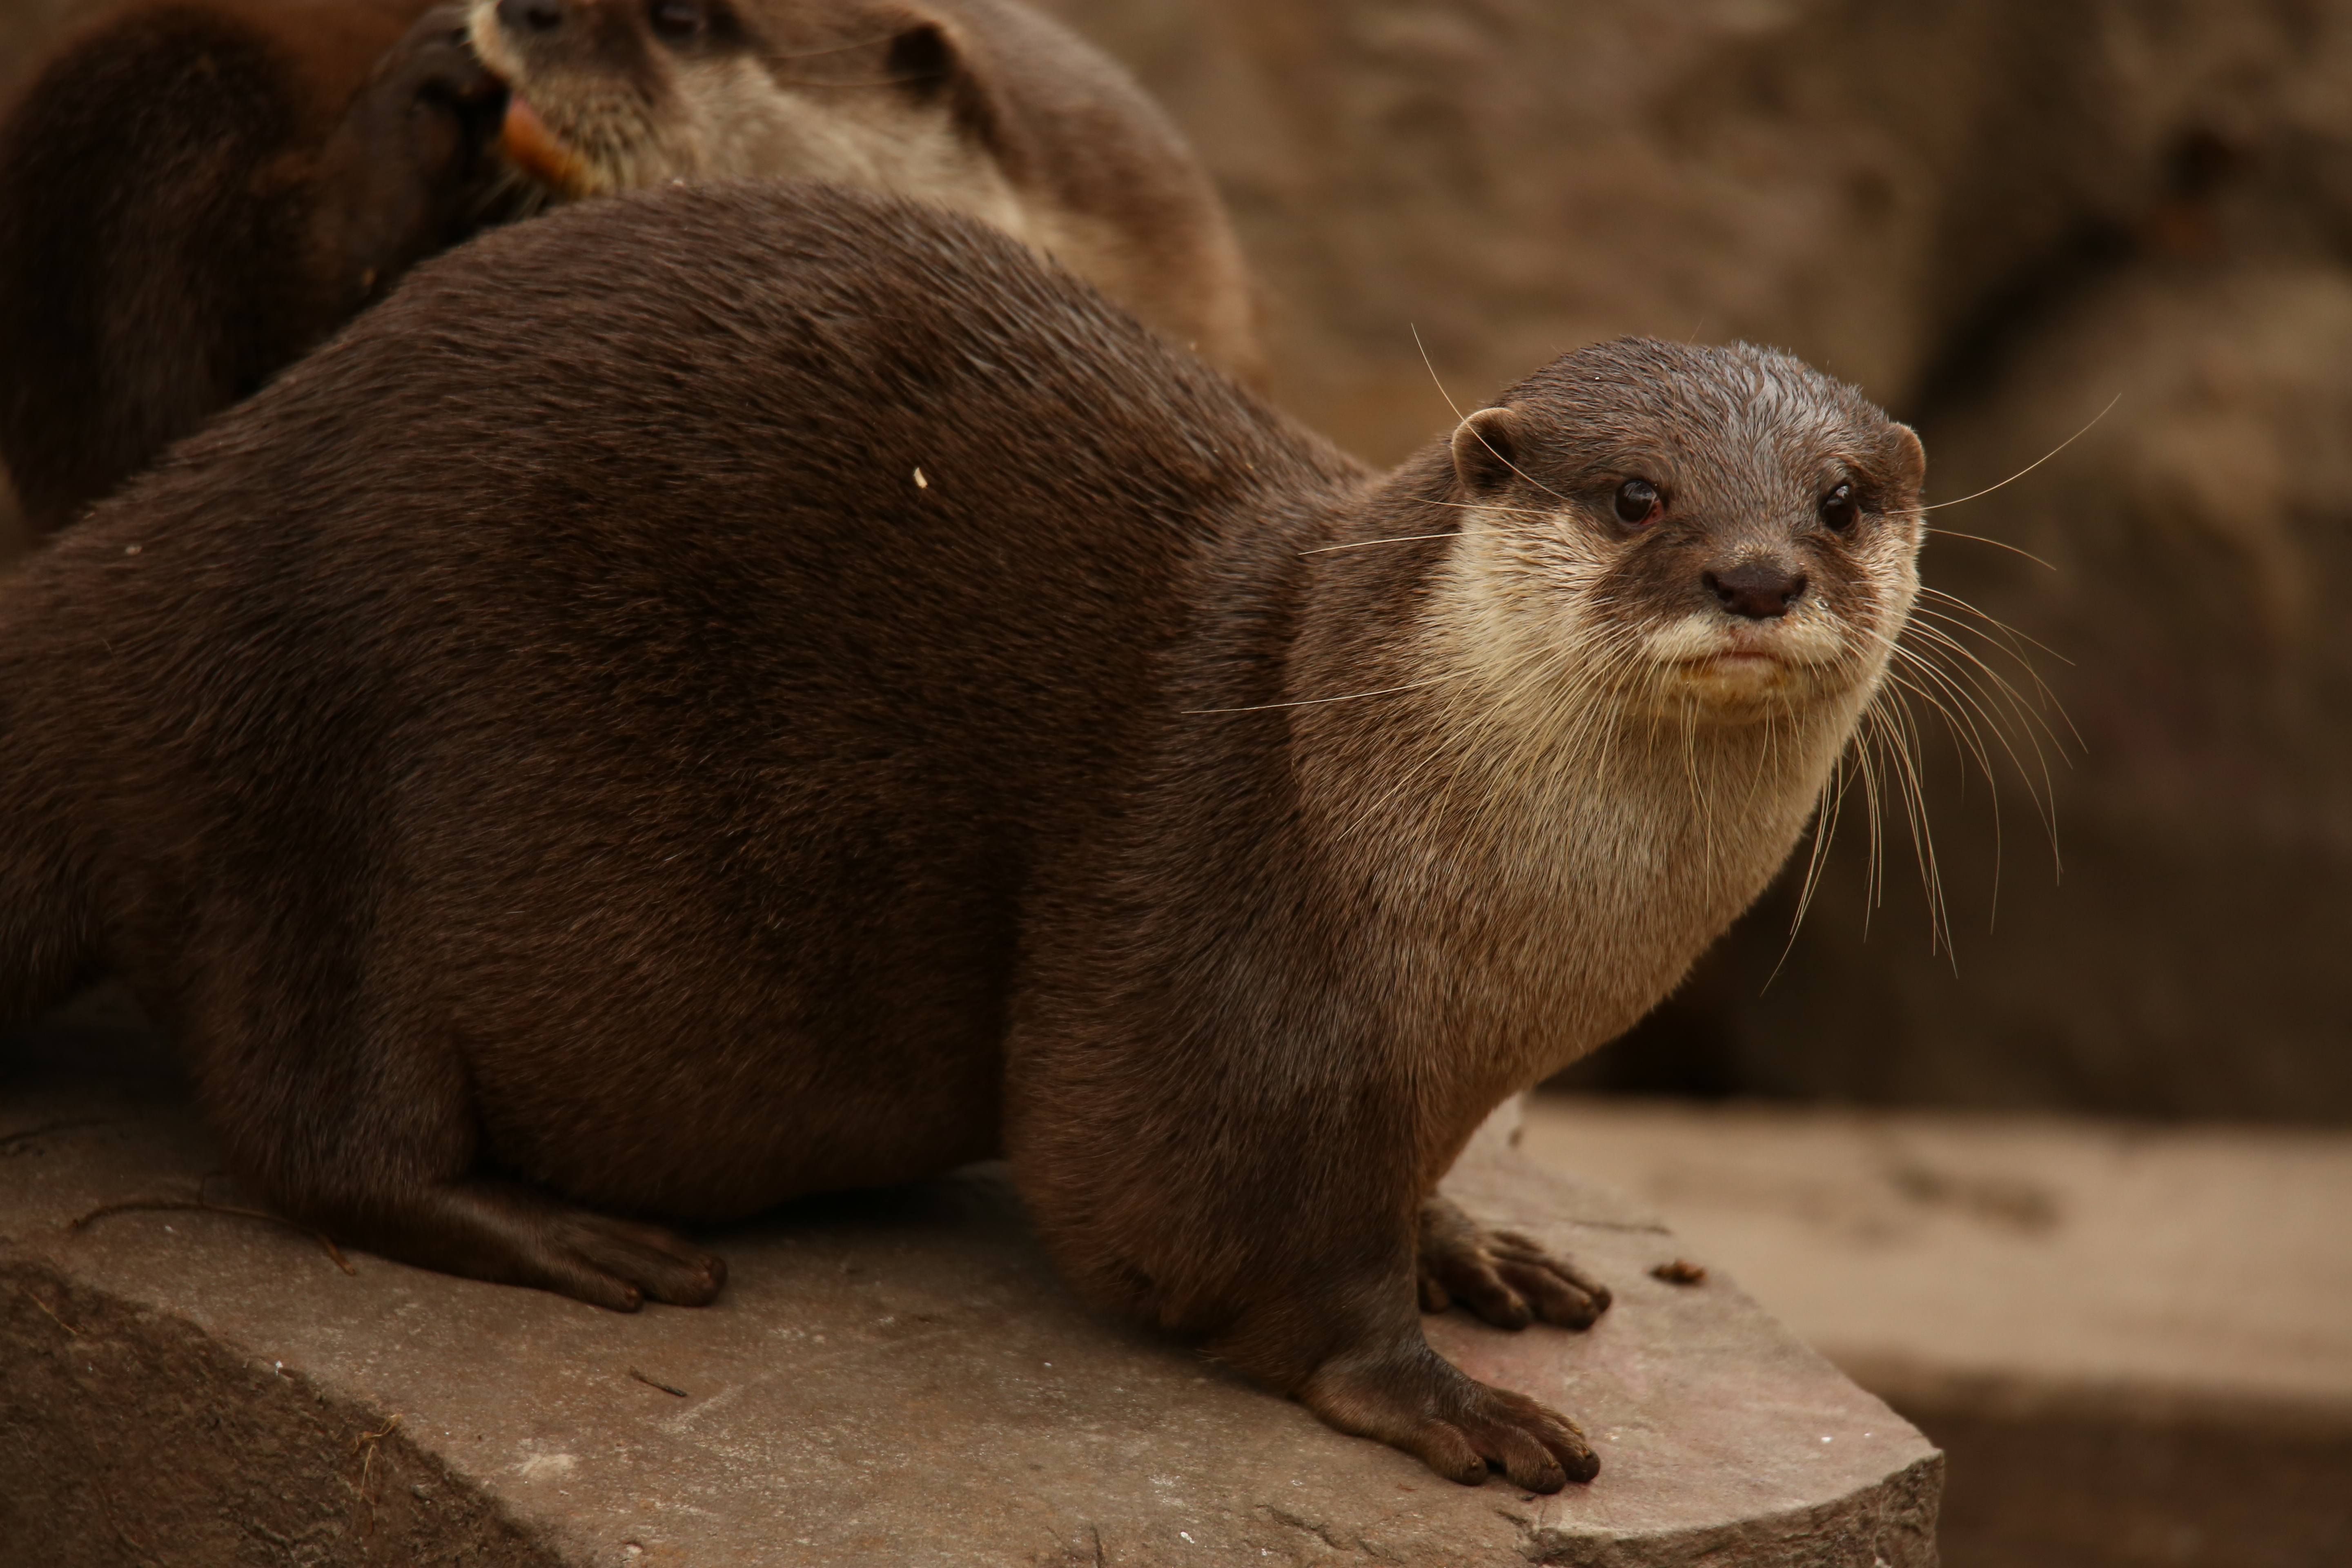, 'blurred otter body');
0,0,519,534
0,0,1258,536
466,0,1263,382
0,184,1920,1490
